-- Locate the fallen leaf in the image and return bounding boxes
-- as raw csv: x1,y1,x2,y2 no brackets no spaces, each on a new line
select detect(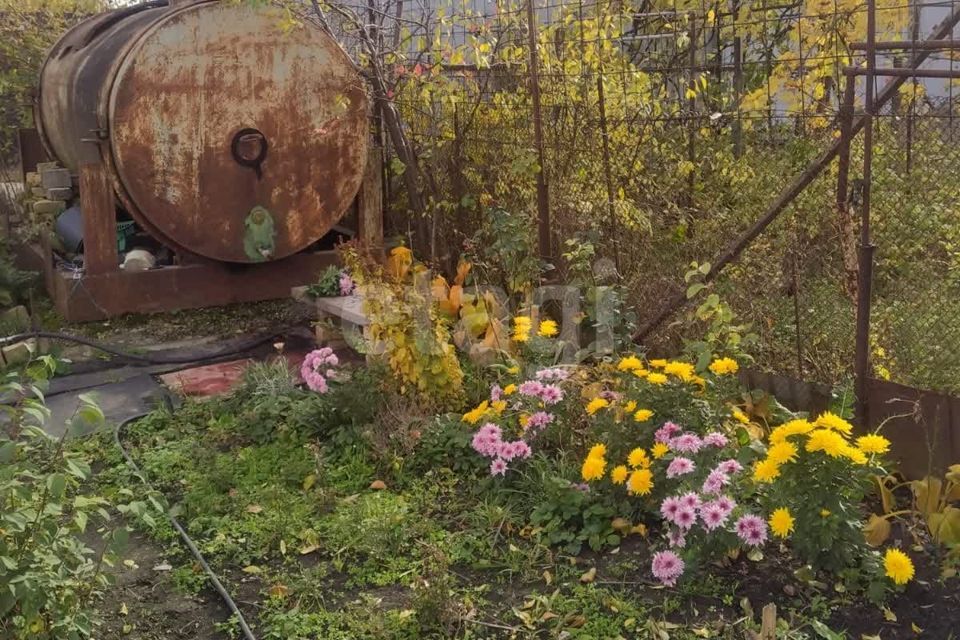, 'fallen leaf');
302,474,316,491
369,480,387,490
580,567,597,583
864,514,892,547
542,570,553,585
299,544,319,555
245,504,263,514
119,602,128,616
882,607,897,622
911,622,923,634
152,563,172,572
242,565,262,574
692,627,712,638
279,539,287,555
268,583,290,598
